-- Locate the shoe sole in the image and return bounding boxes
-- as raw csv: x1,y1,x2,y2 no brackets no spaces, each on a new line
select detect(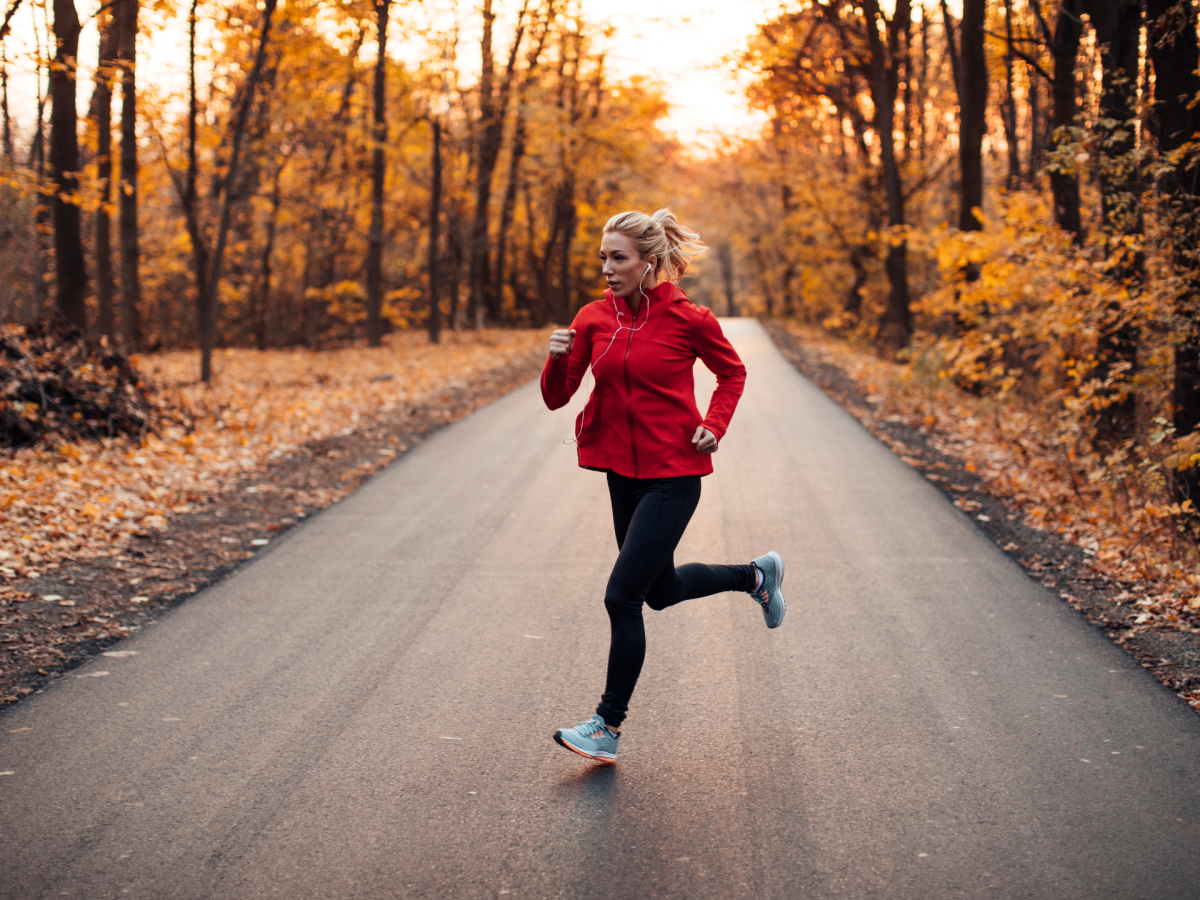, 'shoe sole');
554,730,617,763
